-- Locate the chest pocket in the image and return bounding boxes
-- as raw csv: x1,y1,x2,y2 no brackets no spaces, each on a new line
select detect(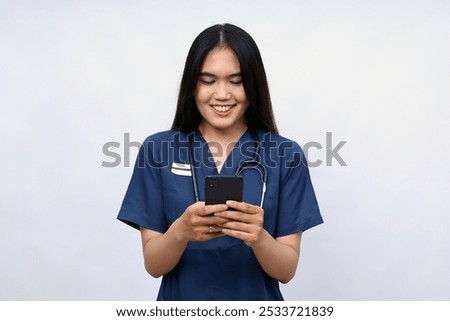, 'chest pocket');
162,164,194,226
